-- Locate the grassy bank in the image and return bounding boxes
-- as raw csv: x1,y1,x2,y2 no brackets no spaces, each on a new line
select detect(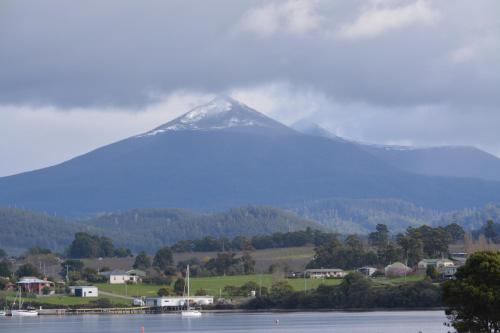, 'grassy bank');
96,274,425,298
